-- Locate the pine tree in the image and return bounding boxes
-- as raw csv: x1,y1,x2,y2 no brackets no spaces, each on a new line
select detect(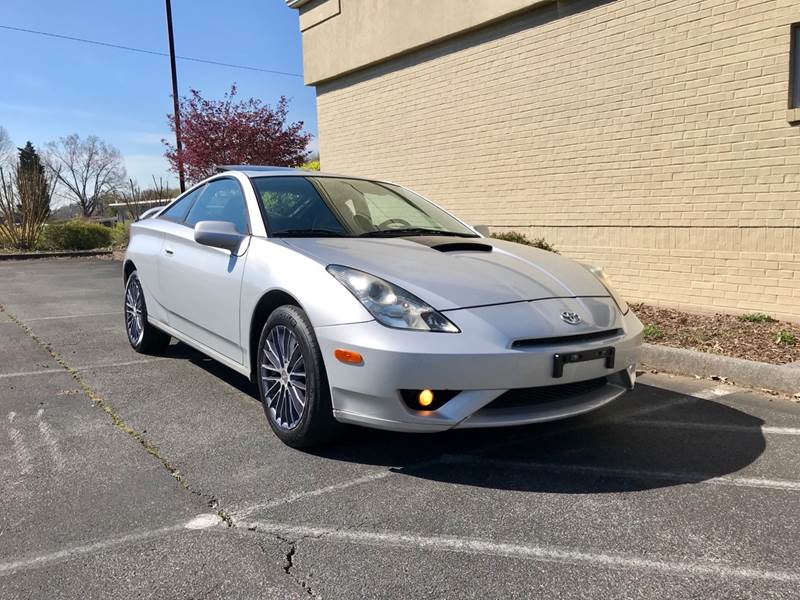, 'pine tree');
17,141,50,221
